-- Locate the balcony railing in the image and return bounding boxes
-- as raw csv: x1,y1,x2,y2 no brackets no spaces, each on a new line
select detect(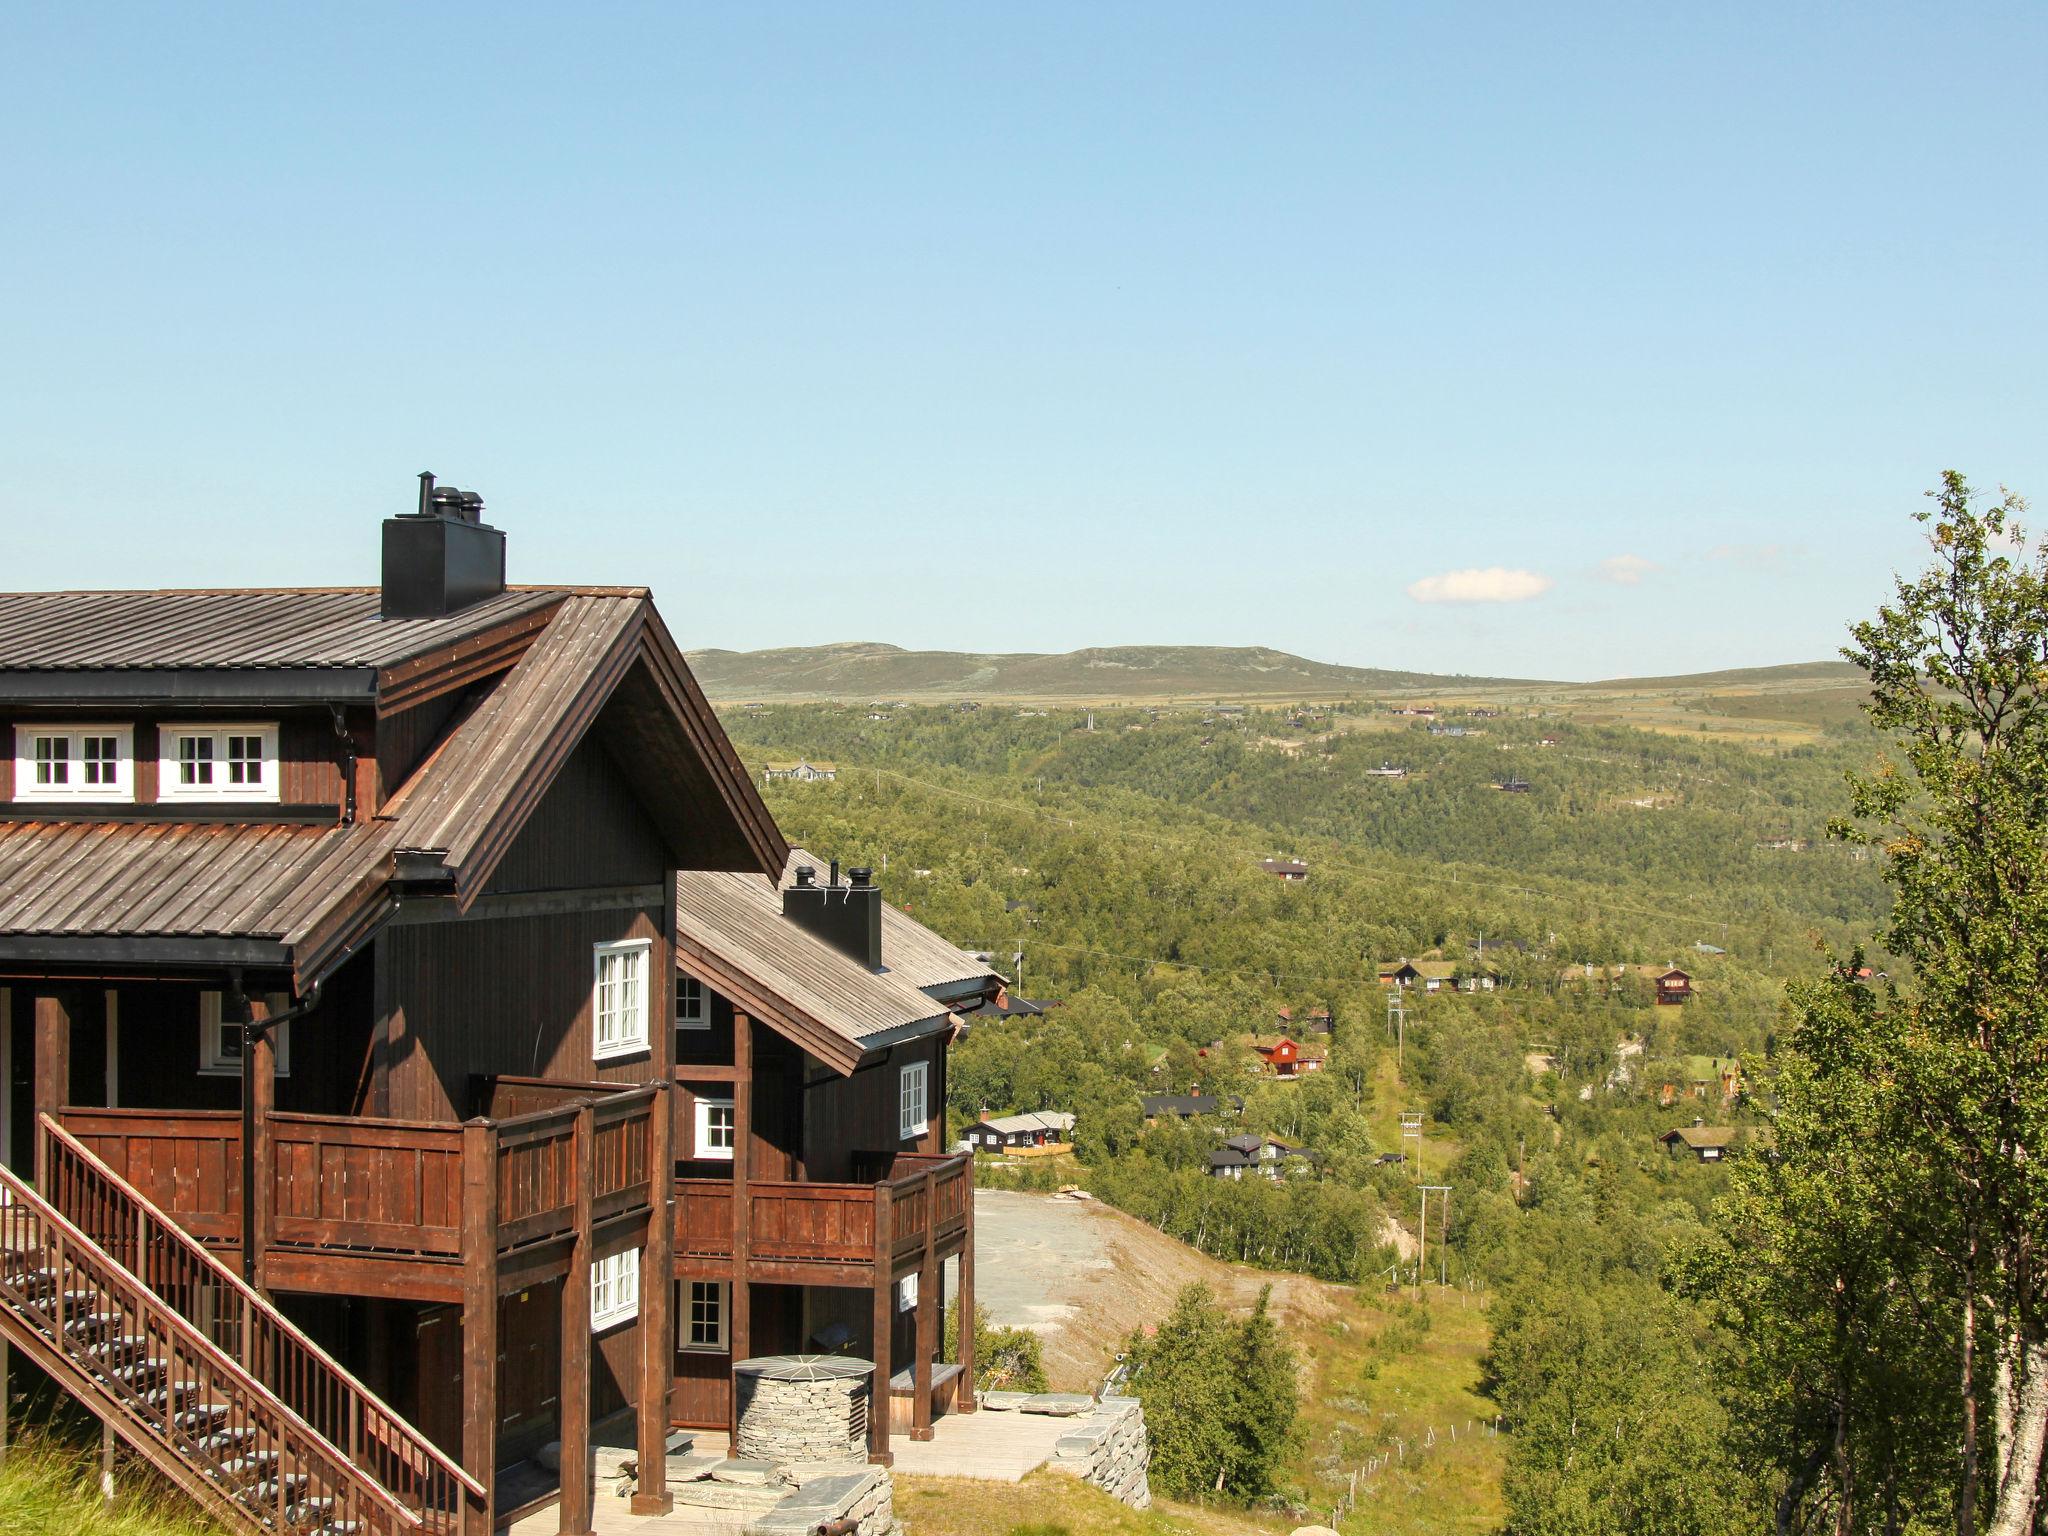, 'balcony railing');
674,1151,970,1273
56,1080,663,1274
